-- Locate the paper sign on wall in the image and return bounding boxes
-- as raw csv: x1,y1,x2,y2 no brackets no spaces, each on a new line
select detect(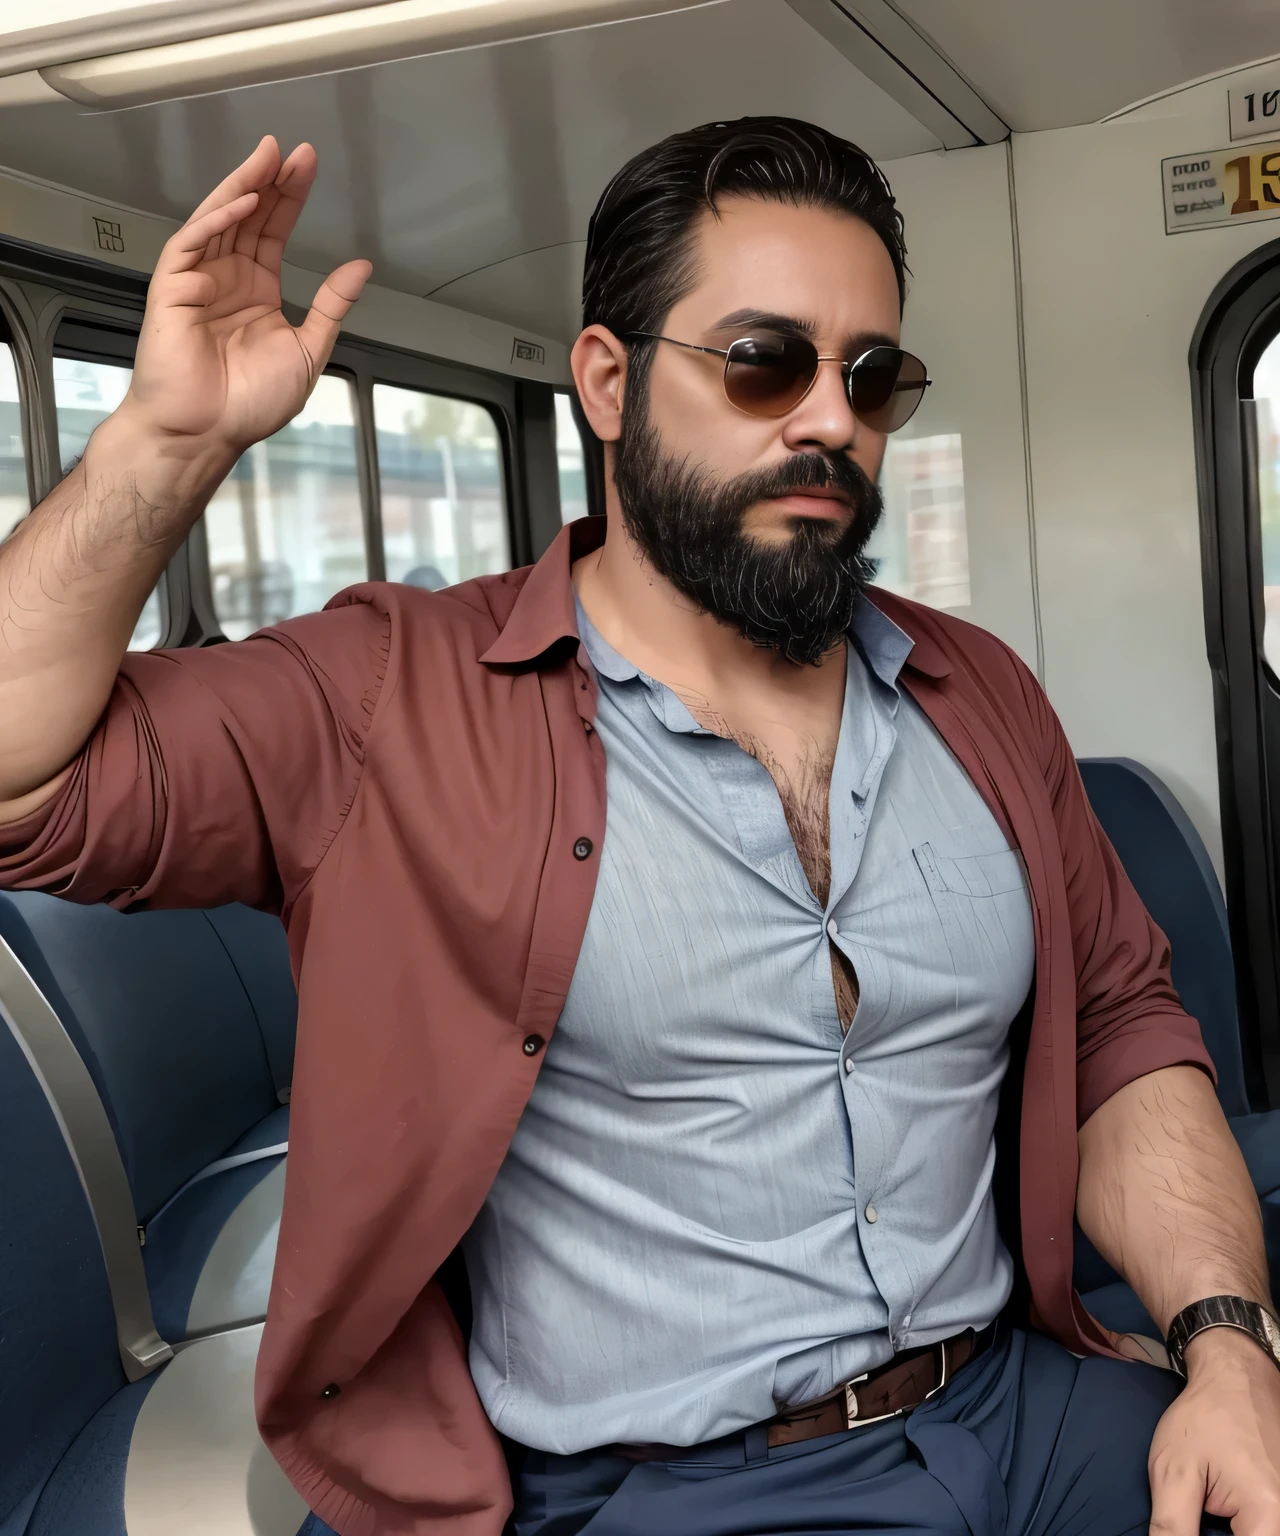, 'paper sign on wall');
1162,141,1280,234
1230,77,1280,141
